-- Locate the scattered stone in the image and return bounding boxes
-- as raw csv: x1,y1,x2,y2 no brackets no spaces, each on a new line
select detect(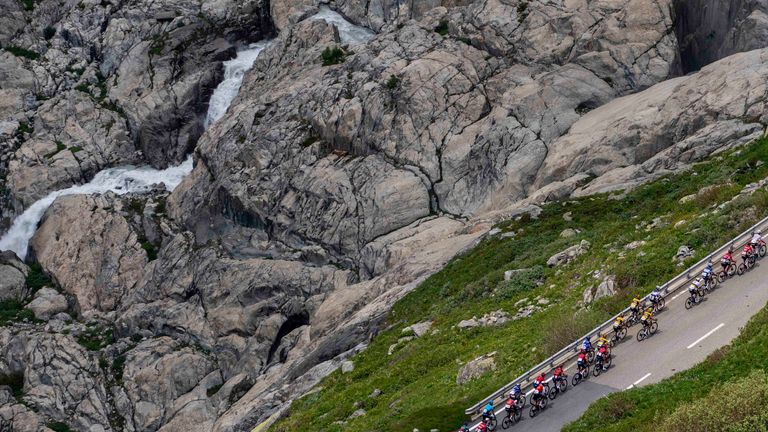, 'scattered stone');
369,389,382,398
624,240,646,250
582,275,617,305
678,194,696,203
457,311,509,329
341,361,355,374
457,352,497,385
501,232,516,239
559,228,579,238
487,228,502,236
26,287,68,320
674,219,687,228
504,268,531,281
514,298,528,307
404,321,433,337
563,212,573,222
675,245,694,262
537,298,550,305
547,240,591,267
349,409,366,419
